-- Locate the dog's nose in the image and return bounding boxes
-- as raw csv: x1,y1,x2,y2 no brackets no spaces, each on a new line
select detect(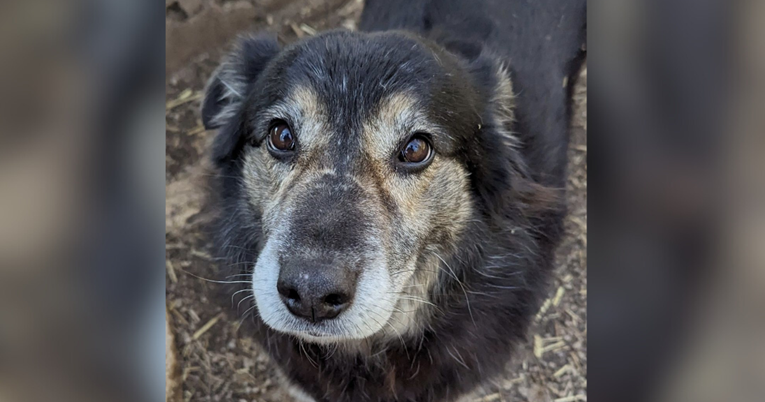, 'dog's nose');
276,262,356,322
